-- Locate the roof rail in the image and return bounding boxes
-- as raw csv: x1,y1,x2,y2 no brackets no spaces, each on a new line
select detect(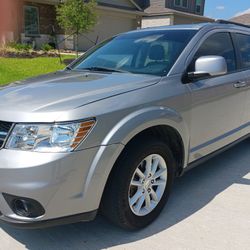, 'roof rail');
215,19,250,29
